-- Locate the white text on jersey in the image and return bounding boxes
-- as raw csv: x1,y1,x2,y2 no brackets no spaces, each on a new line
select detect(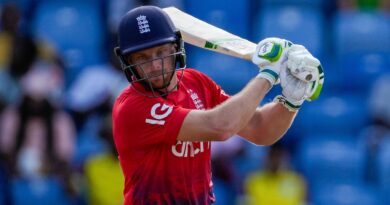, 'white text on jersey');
172,141,211,157
145,103,173,125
